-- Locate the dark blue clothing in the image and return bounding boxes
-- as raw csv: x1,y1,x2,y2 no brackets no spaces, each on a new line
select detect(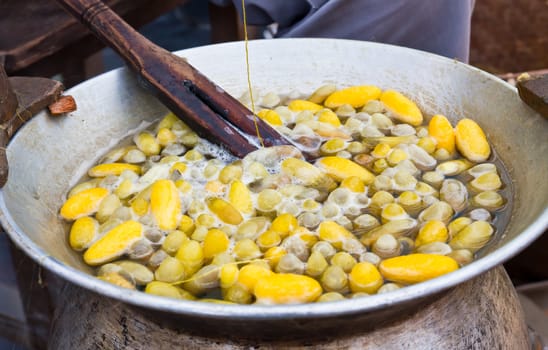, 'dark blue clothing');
211,0,475,62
